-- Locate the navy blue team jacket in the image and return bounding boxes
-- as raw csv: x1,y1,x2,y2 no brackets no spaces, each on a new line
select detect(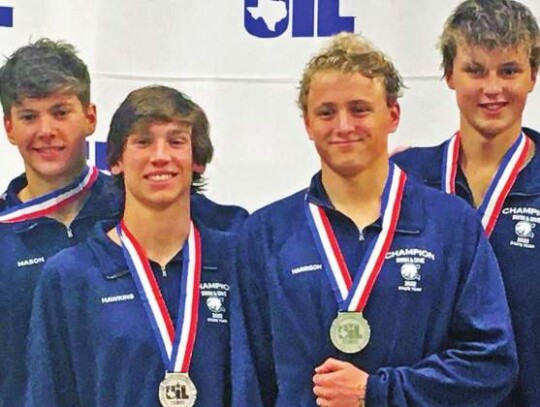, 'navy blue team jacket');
0,173,121,407
26,221,233,407
231,170,517,406
393,128,540,407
